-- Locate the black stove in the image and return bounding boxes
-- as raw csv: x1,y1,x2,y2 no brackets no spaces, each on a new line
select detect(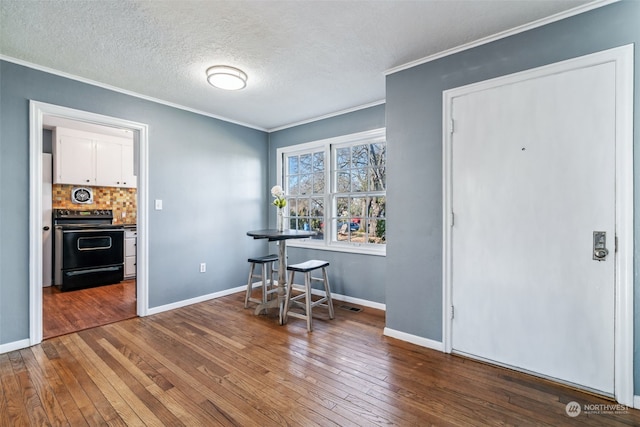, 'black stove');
53,209,124,291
